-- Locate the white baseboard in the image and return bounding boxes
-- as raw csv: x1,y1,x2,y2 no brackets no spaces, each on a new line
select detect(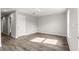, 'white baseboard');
37,32,66,37
15,32,37,38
